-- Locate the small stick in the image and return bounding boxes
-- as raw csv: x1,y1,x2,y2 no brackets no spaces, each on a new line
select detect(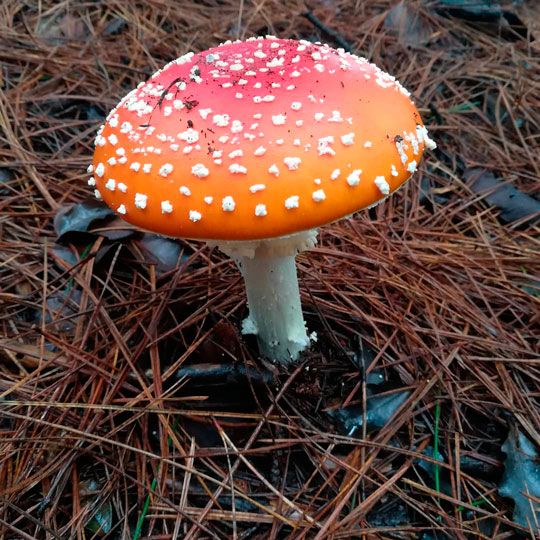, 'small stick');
302,11,354,52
